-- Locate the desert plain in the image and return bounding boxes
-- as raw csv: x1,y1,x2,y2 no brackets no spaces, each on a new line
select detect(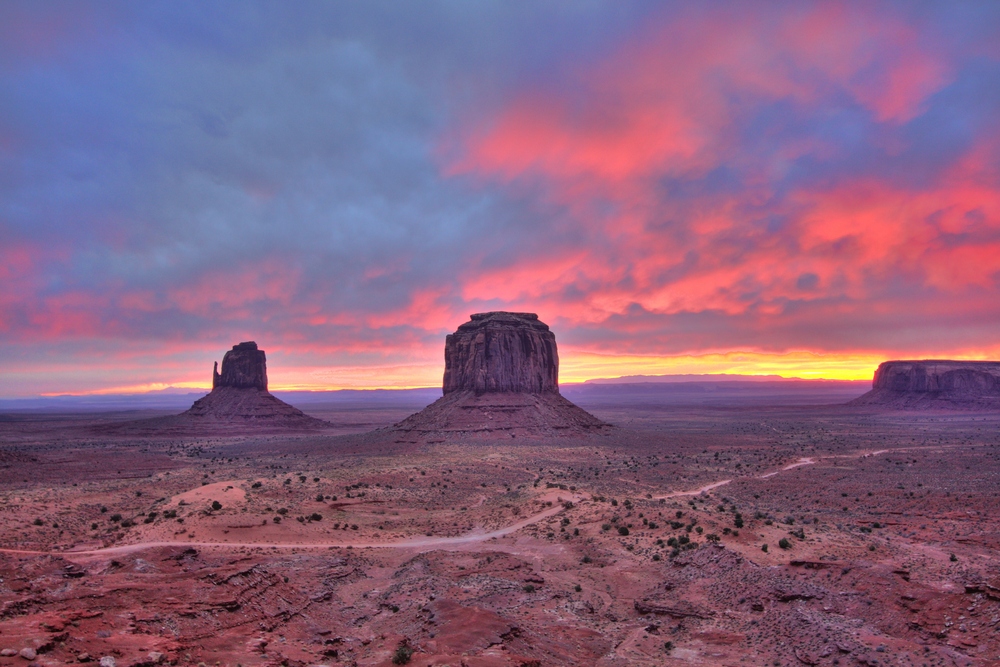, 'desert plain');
1,390,999,667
